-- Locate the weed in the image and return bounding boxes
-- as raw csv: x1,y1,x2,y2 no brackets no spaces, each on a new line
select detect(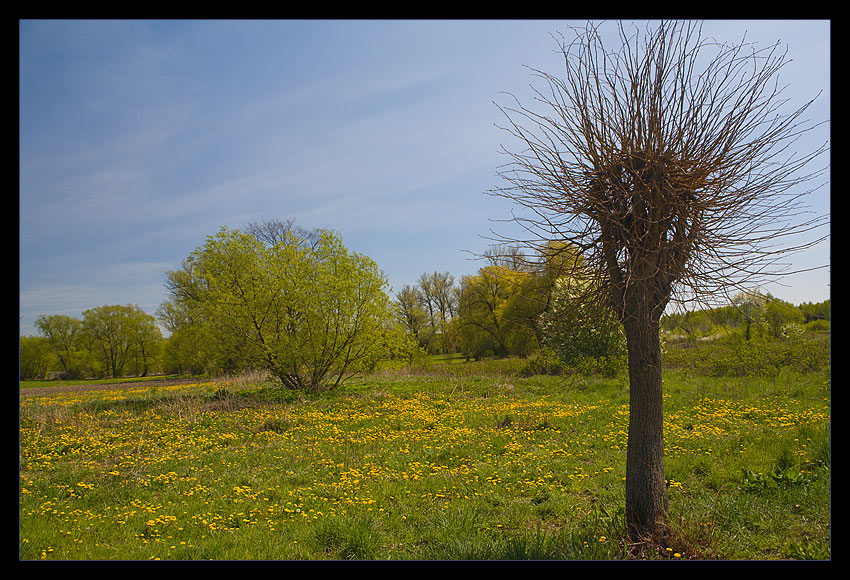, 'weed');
787,536,830,560
740,466,820,492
